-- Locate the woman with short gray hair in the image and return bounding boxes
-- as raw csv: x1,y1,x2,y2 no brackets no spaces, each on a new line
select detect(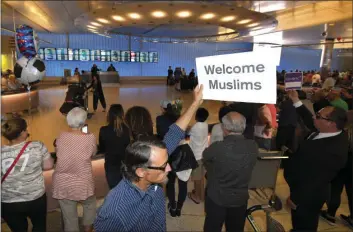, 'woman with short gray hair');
53,107,97,232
